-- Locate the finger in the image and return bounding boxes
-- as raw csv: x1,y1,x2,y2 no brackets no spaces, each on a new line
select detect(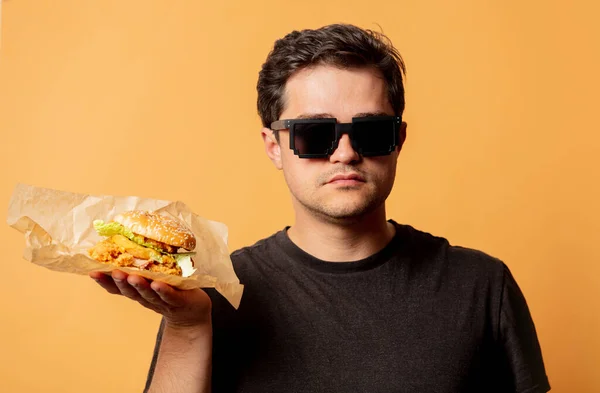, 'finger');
150,281,185,307
111,269,128,281
127,275,164,305
90,272,121,295
111,270,141,300
89,271,106,280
